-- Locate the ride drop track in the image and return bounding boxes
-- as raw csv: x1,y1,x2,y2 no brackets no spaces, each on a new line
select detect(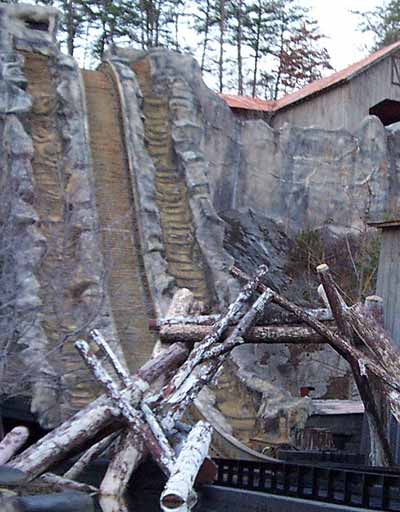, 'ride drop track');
82,65,155,371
